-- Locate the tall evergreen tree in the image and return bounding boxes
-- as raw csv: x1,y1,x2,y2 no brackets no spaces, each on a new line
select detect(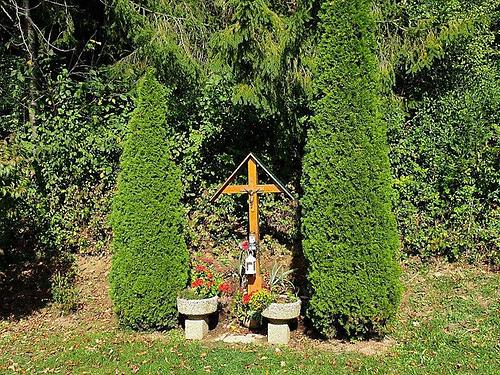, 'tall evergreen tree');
109,71,189,330
301,0,402,338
